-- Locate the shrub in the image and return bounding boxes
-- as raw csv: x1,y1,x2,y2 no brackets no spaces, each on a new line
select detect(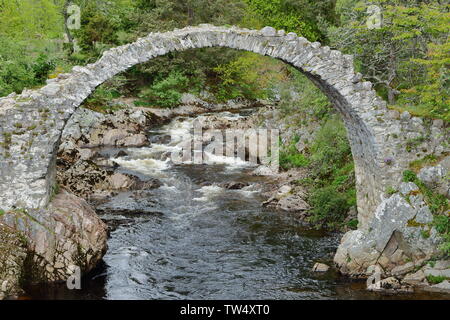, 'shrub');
310,116,352,179
426,275,448,285
279,136,310,170
309,186,350,229
137,71,189,108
